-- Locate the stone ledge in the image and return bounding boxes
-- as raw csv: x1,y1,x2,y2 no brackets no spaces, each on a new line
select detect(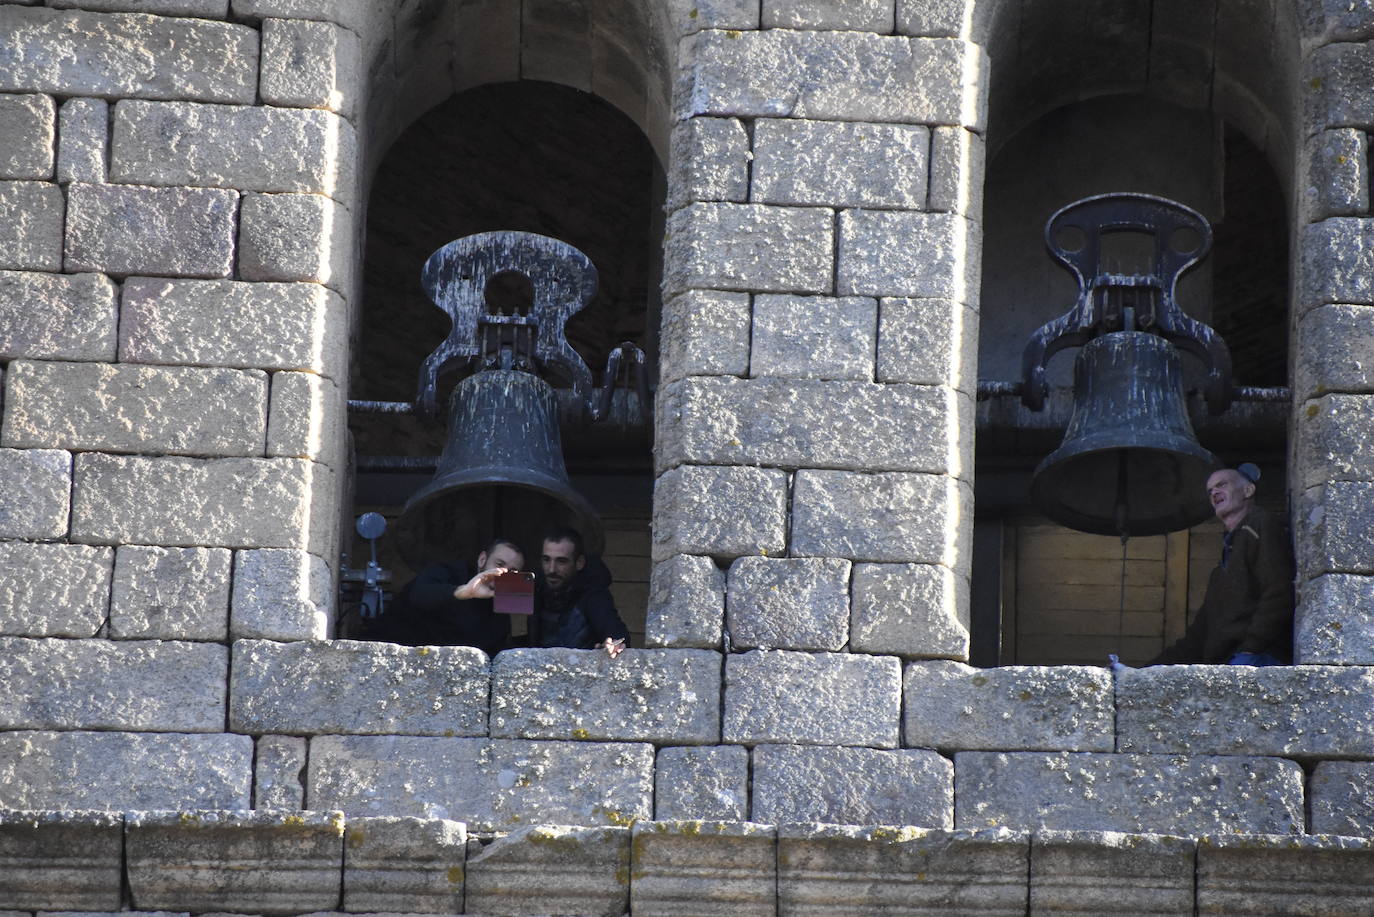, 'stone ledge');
1030,830,1196,916
1198,834,1374,916
0,808,123,911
